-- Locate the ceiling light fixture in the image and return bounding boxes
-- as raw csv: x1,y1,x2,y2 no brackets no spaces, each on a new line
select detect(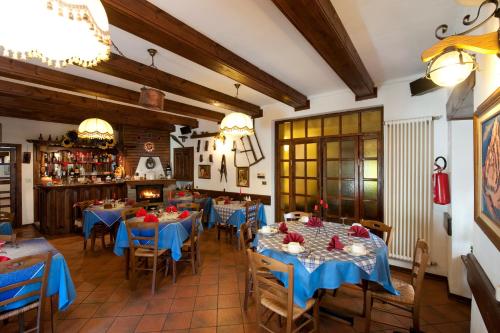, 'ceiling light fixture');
138,48,165,110
220,84,254,137
78,97,114,140
421,0,499,87
0,0,110,68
